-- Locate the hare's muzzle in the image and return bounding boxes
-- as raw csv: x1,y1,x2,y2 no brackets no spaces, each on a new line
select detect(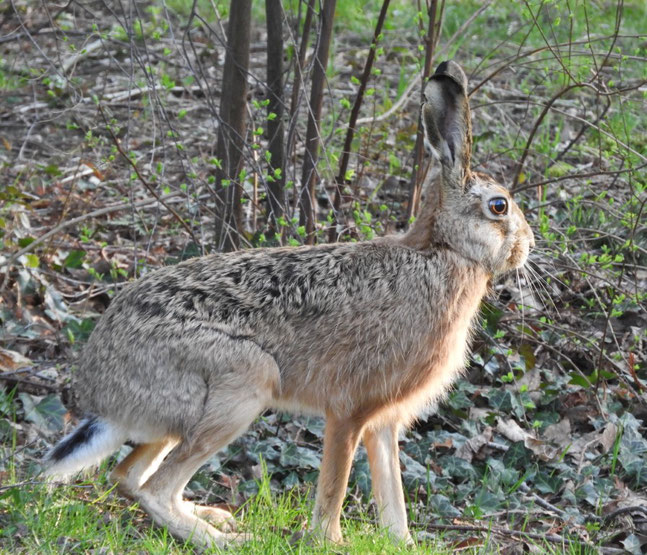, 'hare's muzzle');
511,222,534,269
